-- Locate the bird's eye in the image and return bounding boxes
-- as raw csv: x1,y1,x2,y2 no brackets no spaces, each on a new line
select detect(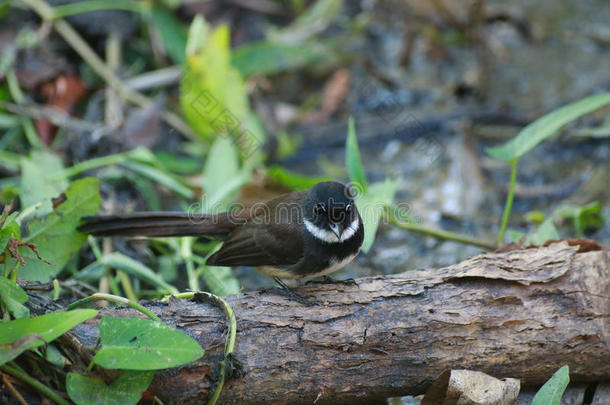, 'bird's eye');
314,203,326,215
346,203,352,214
